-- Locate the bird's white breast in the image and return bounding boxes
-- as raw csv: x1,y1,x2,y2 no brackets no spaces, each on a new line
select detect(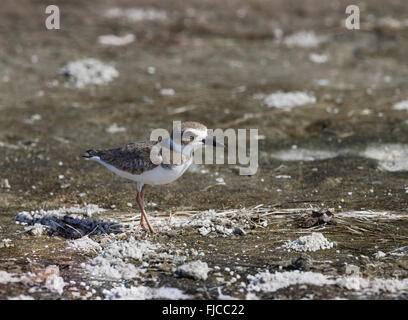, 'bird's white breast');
92,157,193,185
